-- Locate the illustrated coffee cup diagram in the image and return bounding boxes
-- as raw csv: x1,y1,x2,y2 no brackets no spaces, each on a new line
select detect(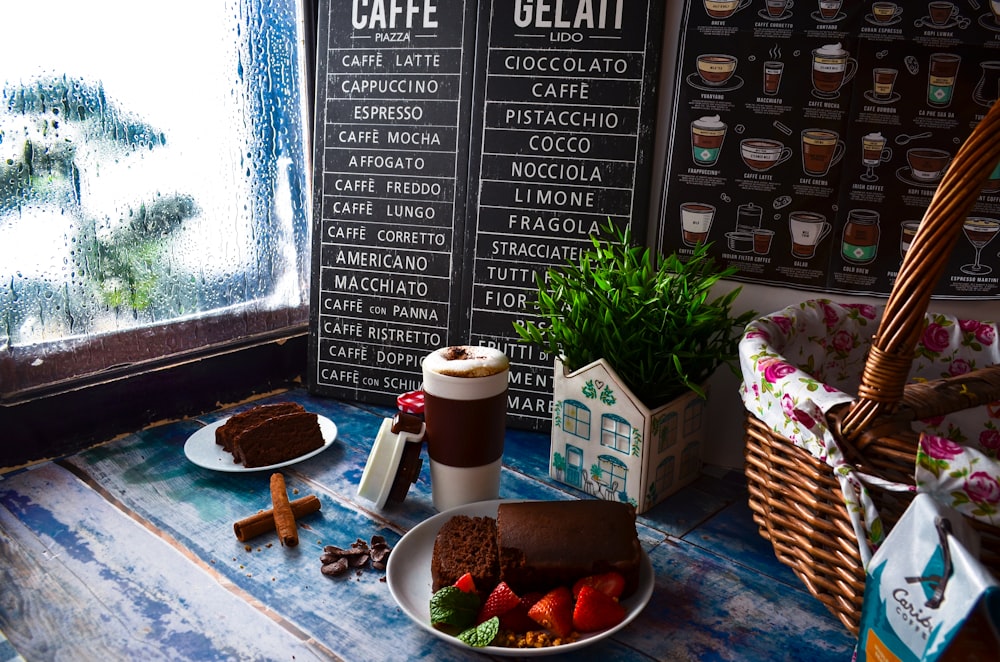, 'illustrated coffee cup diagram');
898,145,952,187
701,0,752,19
861,132,892,182
680,202,716,246
815,0,845,22
788,211,831,260
689,54,744,91
741,138,793,172
811,43,857,98
760,0,794,21
982,1,1000,31
961,217,1000,275
801,128,845,177
914,1,970,29
691,115,727,166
